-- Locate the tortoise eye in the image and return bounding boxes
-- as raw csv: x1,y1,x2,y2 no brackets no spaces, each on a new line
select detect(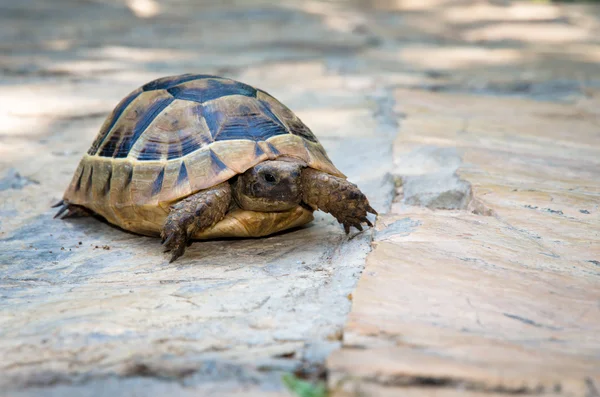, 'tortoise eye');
263,173,276,183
